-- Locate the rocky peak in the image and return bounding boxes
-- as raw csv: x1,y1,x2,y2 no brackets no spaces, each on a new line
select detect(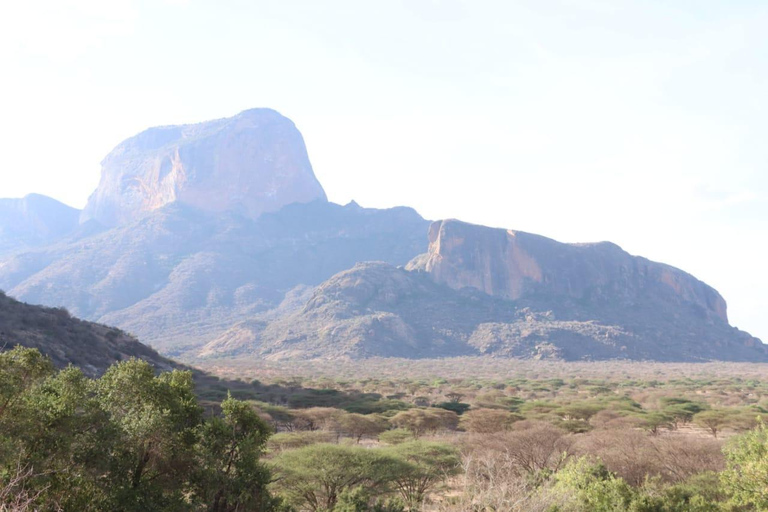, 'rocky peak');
80,108,327,227
409,219,729,324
